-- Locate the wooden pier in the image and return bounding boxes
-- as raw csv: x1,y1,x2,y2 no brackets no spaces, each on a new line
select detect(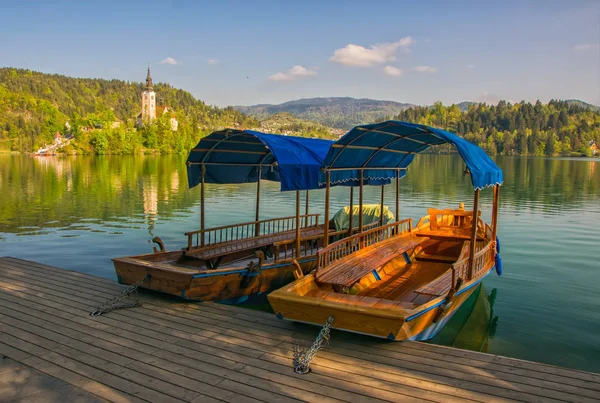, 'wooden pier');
1,257,599,403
